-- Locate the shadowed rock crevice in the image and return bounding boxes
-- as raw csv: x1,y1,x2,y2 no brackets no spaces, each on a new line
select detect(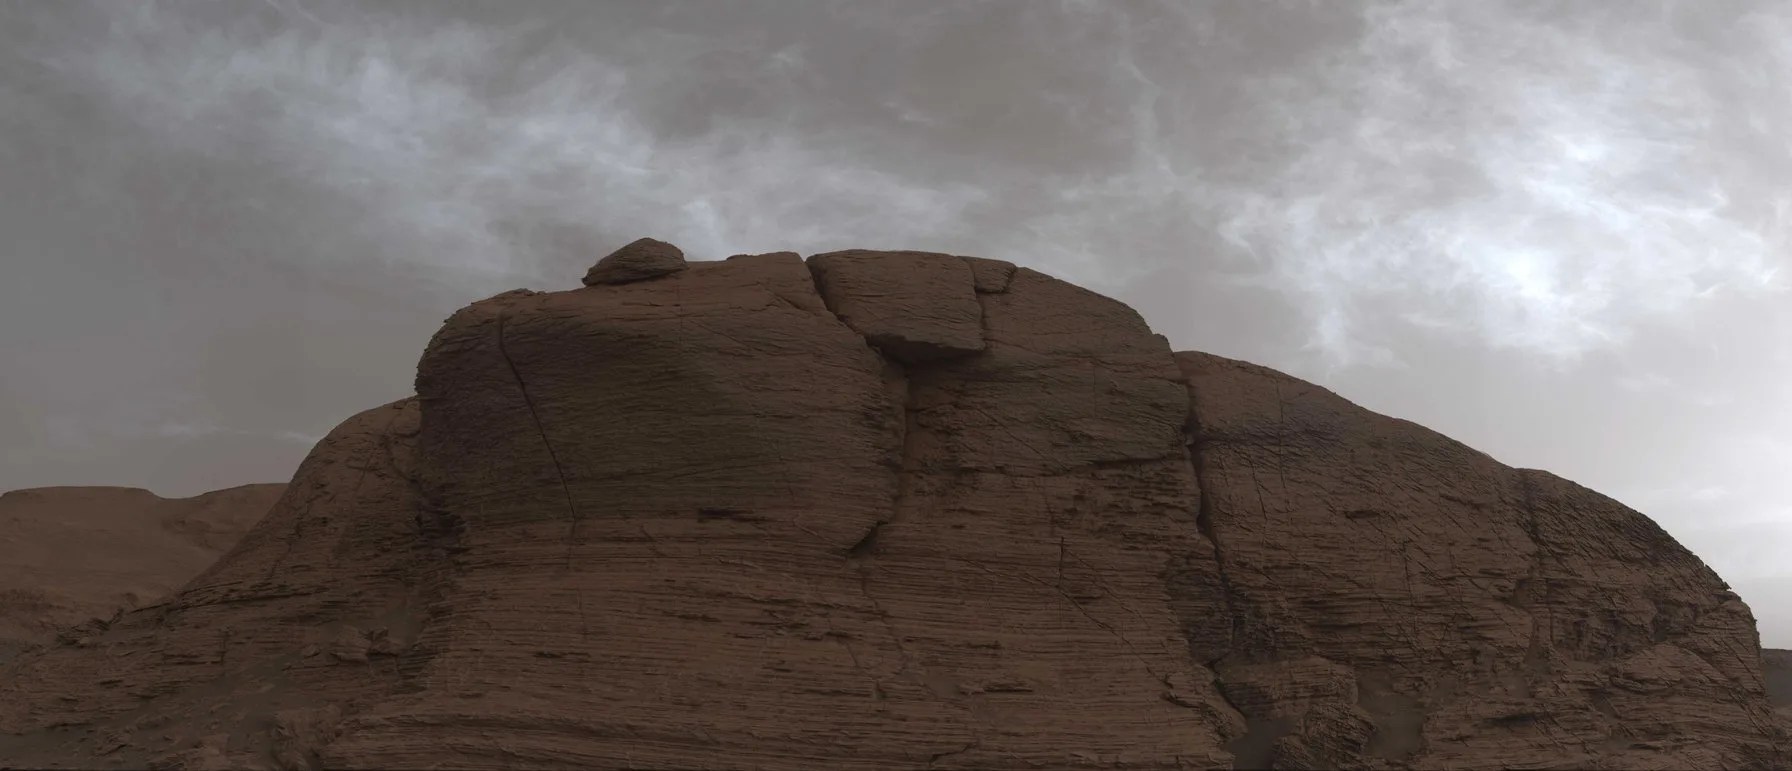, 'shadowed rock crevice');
803,251,1001,762
1176,395,1260,768
1182,414,1234,656
1170,372,1284,762
800,254,918,546
963,256,1016,294
845,520,883,559
802,249,1239,767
